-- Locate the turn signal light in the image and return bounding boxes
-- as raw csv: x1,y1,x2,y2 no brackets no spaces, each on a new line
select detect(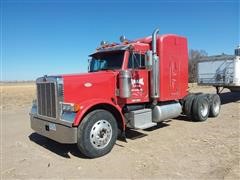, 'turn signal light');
62,103,80,112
